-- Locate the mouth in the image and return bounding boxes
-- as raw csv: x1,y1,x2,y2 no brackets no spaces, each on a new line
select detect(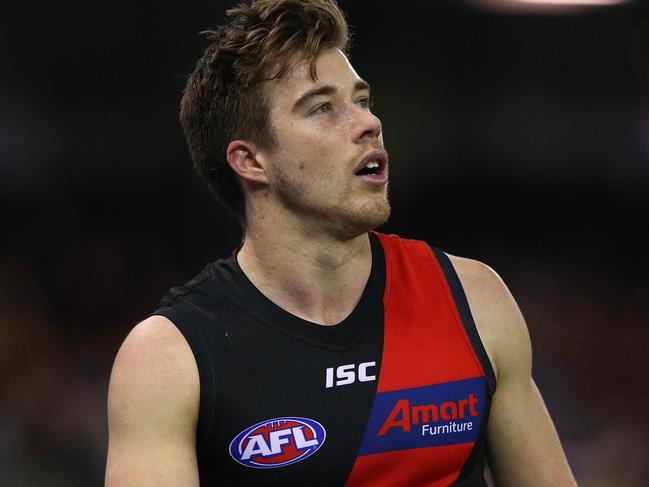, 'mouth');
354,149,388,181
